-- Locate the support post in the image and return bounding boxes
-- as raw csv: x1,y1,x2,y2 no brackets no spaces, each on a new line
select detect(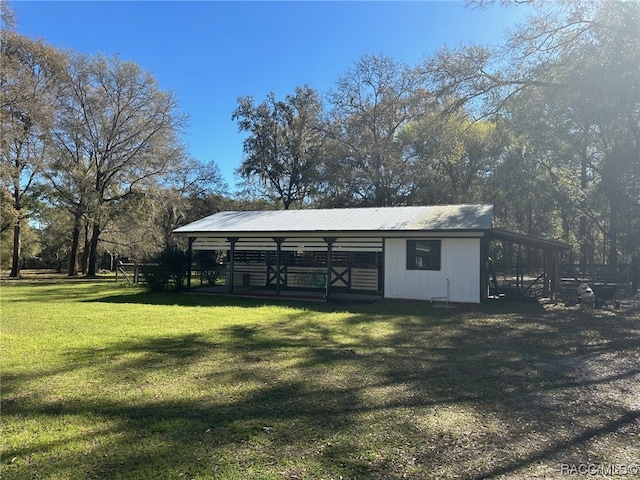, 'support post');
324,237,336,299
552,250,560,302
228,237,238,293
543,250,551,297
380,239,385,296
273,237,285,295
187,237,195,291
516,245,522,294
